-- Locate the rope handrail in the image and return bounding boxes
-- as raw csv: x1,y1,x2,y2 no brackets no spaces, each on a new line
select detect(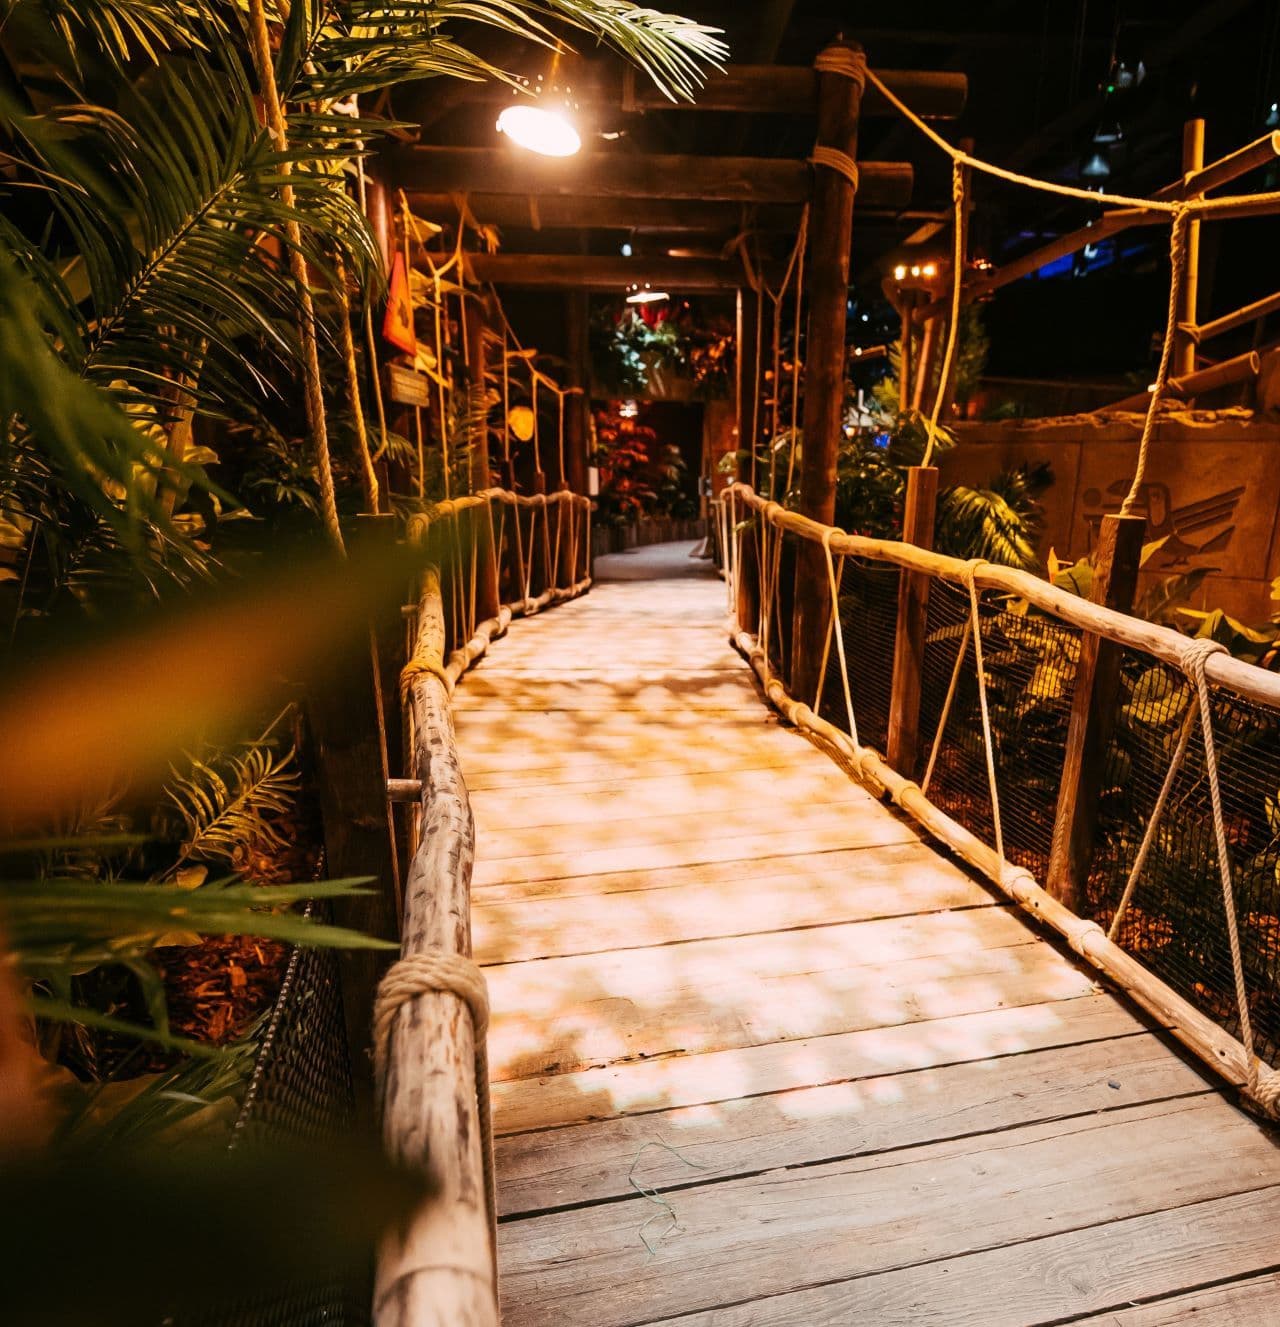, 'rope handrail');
724,482,1280,1117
